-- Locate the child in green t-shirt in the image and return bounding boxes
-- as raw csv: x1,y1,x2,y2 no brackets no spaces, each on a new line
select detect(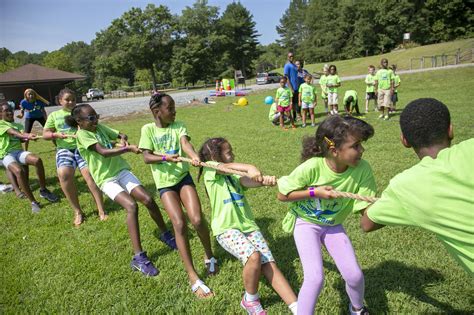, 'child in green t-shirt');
67,103,176,277
389,64,401,113
42,88,106,226
298,73,317,127
0,104,59,213
319,65,329,115
375,58,394,120
275,77,296,130
197,138,298,315
326,64,341,115
277,115,376,315
364,65,377,113
138,93,217,298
